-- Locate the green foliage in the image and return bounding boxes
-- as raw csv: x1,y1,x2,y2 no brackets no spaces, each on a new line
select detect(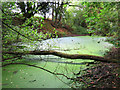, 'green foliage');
64,3,88,35
81,2,119,47
82,2,119,35
72,25,88,35
64,2,119,47
106,32,120,47
2,2,59,50
2,2,60,64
